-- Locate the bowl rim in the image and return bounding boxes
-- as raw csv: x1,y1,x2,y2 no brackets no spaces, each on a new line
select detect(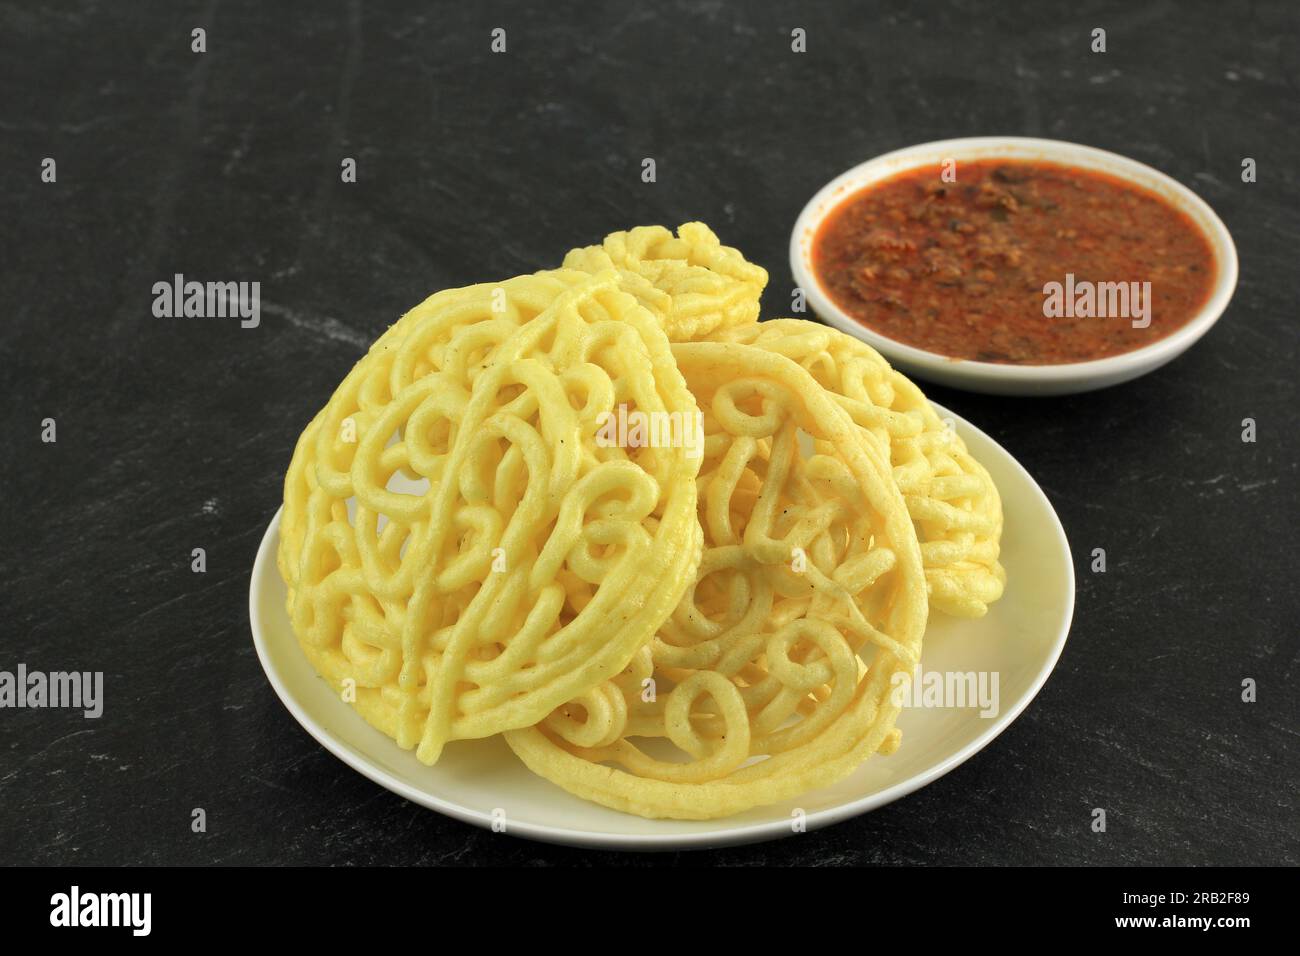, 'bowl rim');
789,136,1239,386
